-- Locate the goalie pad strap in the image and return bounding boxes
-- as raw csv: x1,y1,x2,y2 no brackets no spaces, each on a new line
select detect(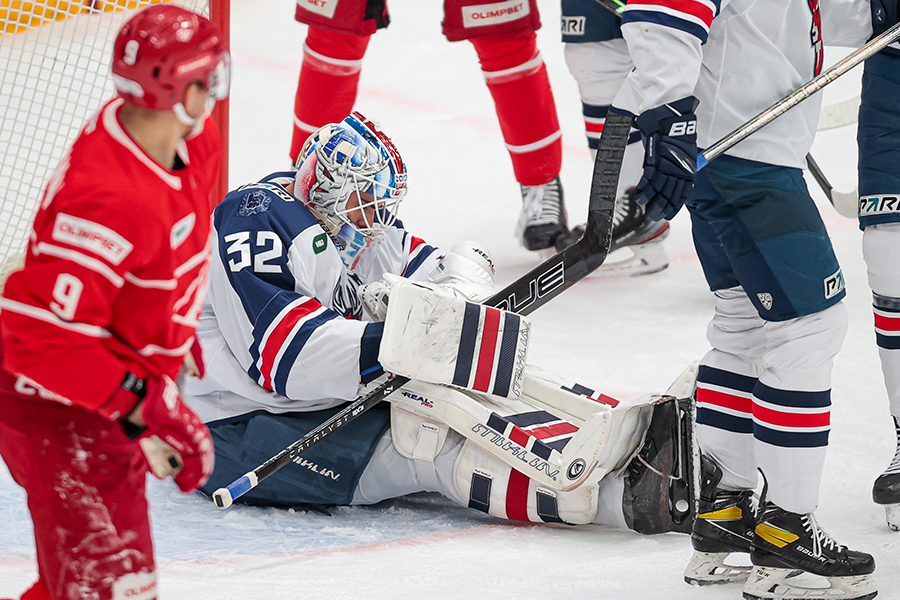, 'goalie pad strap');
467,470,563,523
